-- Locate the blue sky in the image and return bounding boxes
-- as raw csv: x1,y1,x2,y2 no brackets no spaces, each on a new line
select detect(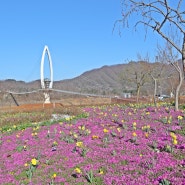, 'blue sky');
0,0,161,82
